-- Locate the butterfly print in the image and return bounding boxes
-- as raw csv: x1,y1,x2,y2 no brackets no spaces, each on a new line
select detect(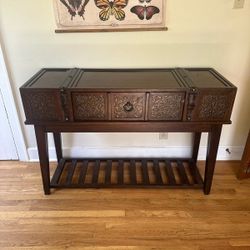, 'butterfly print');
94,0,129,21
131,5,160,20
60,0,90,20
